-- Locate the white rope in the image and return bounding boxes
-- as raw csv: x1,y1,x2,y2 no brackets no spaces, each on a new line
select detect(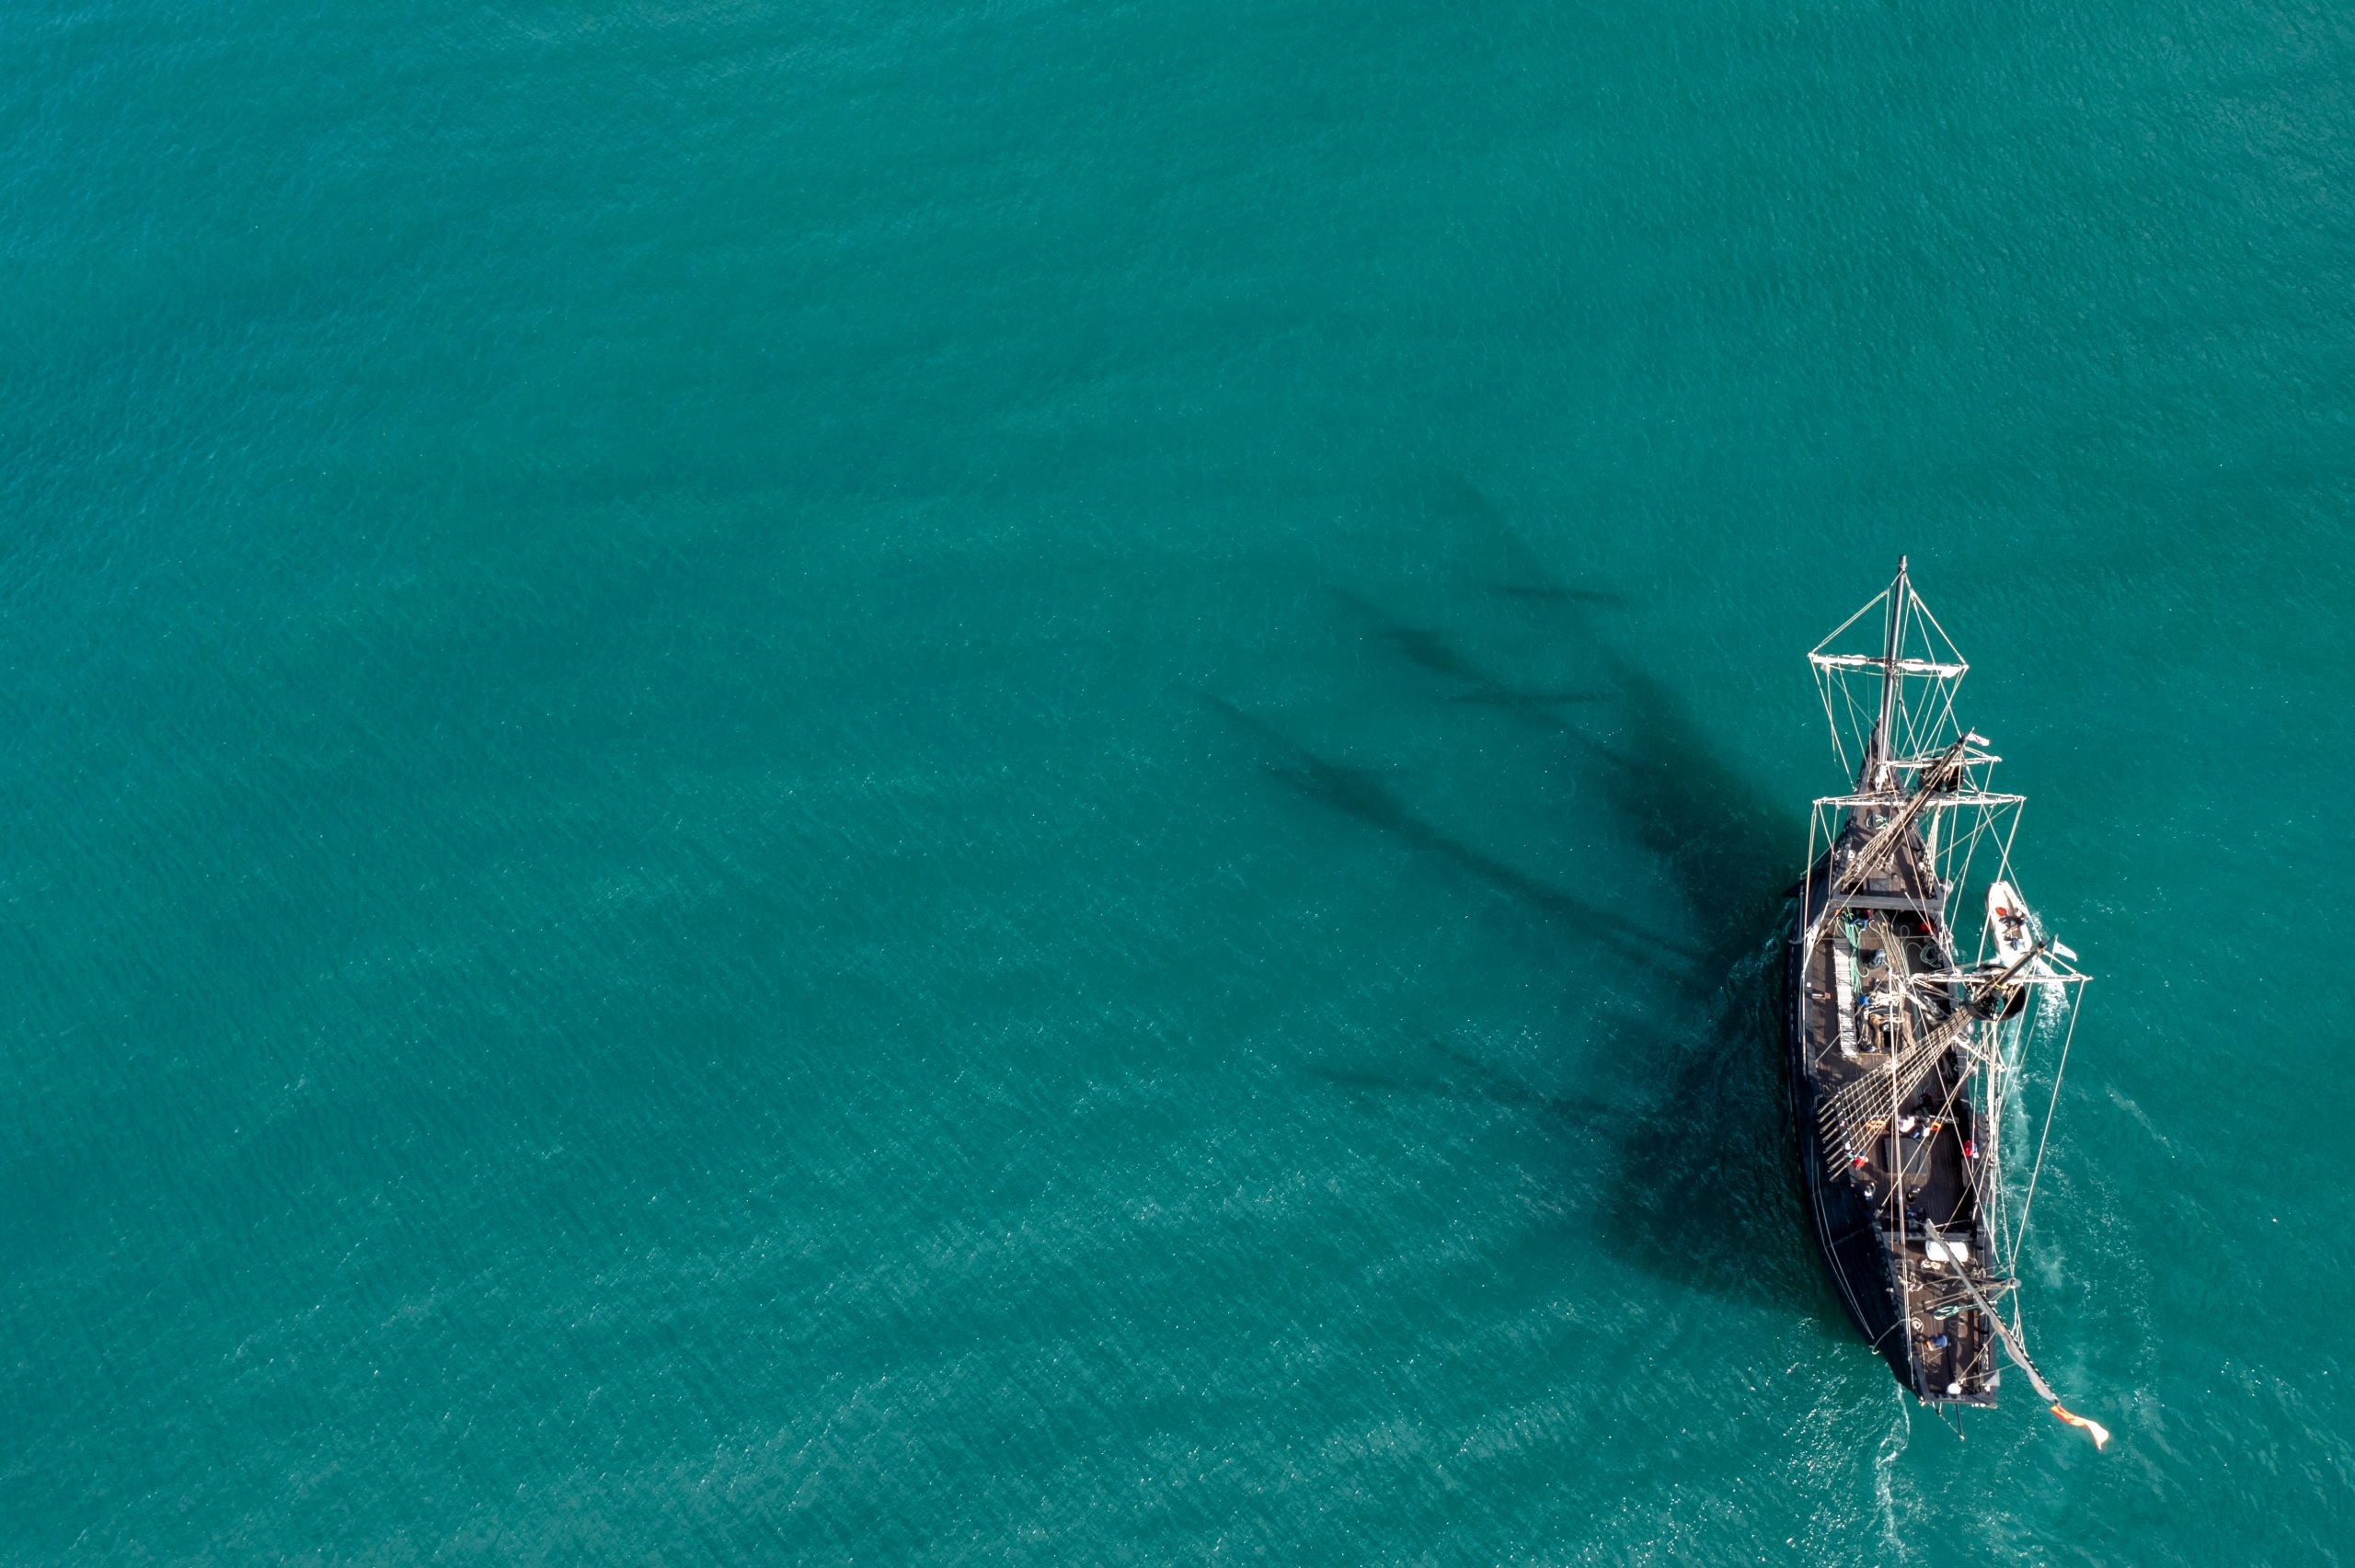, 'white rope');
2012,977,2084,1253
